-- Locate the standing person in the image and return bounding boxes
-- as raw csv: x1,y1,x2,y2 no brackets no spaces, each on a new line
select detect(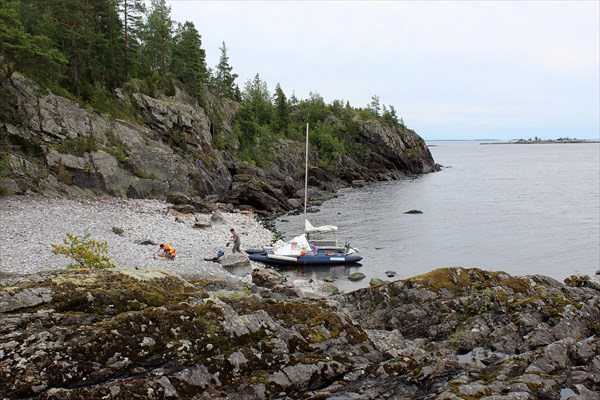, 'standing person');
229,228,241,253
155,243,176,260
